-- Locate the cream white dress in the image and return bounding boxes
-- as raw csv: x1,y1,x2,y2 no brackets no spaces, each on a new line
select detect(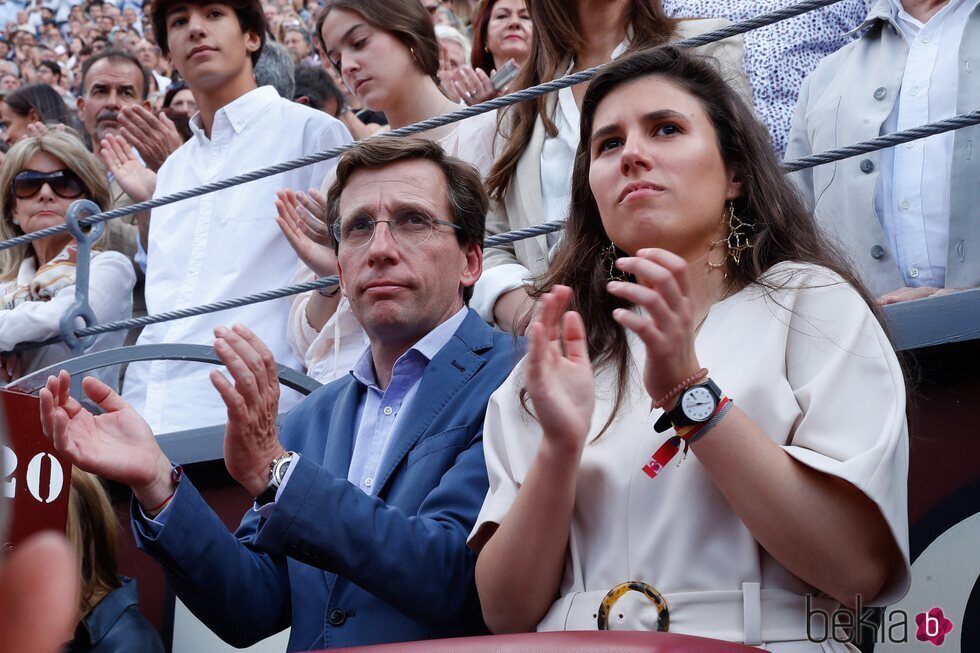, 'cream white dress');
469,262,911,652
